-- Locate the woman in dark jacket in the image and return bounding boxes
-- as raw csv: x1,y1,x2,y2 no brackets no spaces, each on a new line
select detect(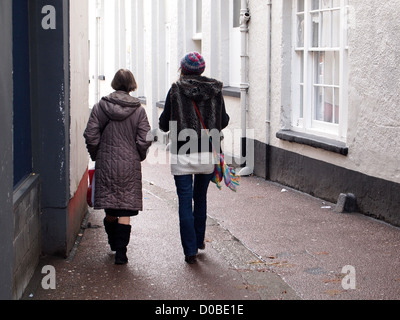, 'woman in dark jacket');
84,69,152,265
159,52,230,264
